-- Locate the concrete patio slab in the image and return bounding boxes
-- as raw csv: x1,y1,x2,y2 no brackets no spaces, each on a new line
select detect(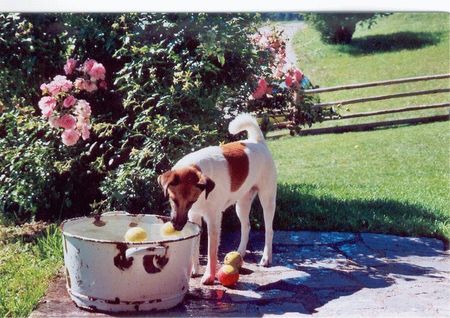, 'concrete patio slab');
30,231,450,317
